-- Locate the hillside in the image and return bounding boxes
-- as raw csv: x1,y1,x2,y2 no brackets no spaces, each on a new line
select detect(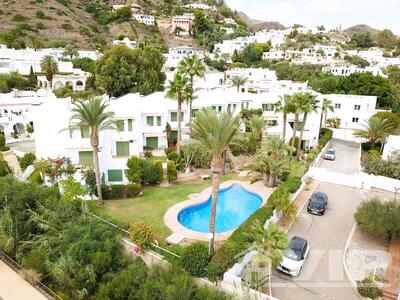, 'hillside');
237,12,286,31
343,24,380,38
